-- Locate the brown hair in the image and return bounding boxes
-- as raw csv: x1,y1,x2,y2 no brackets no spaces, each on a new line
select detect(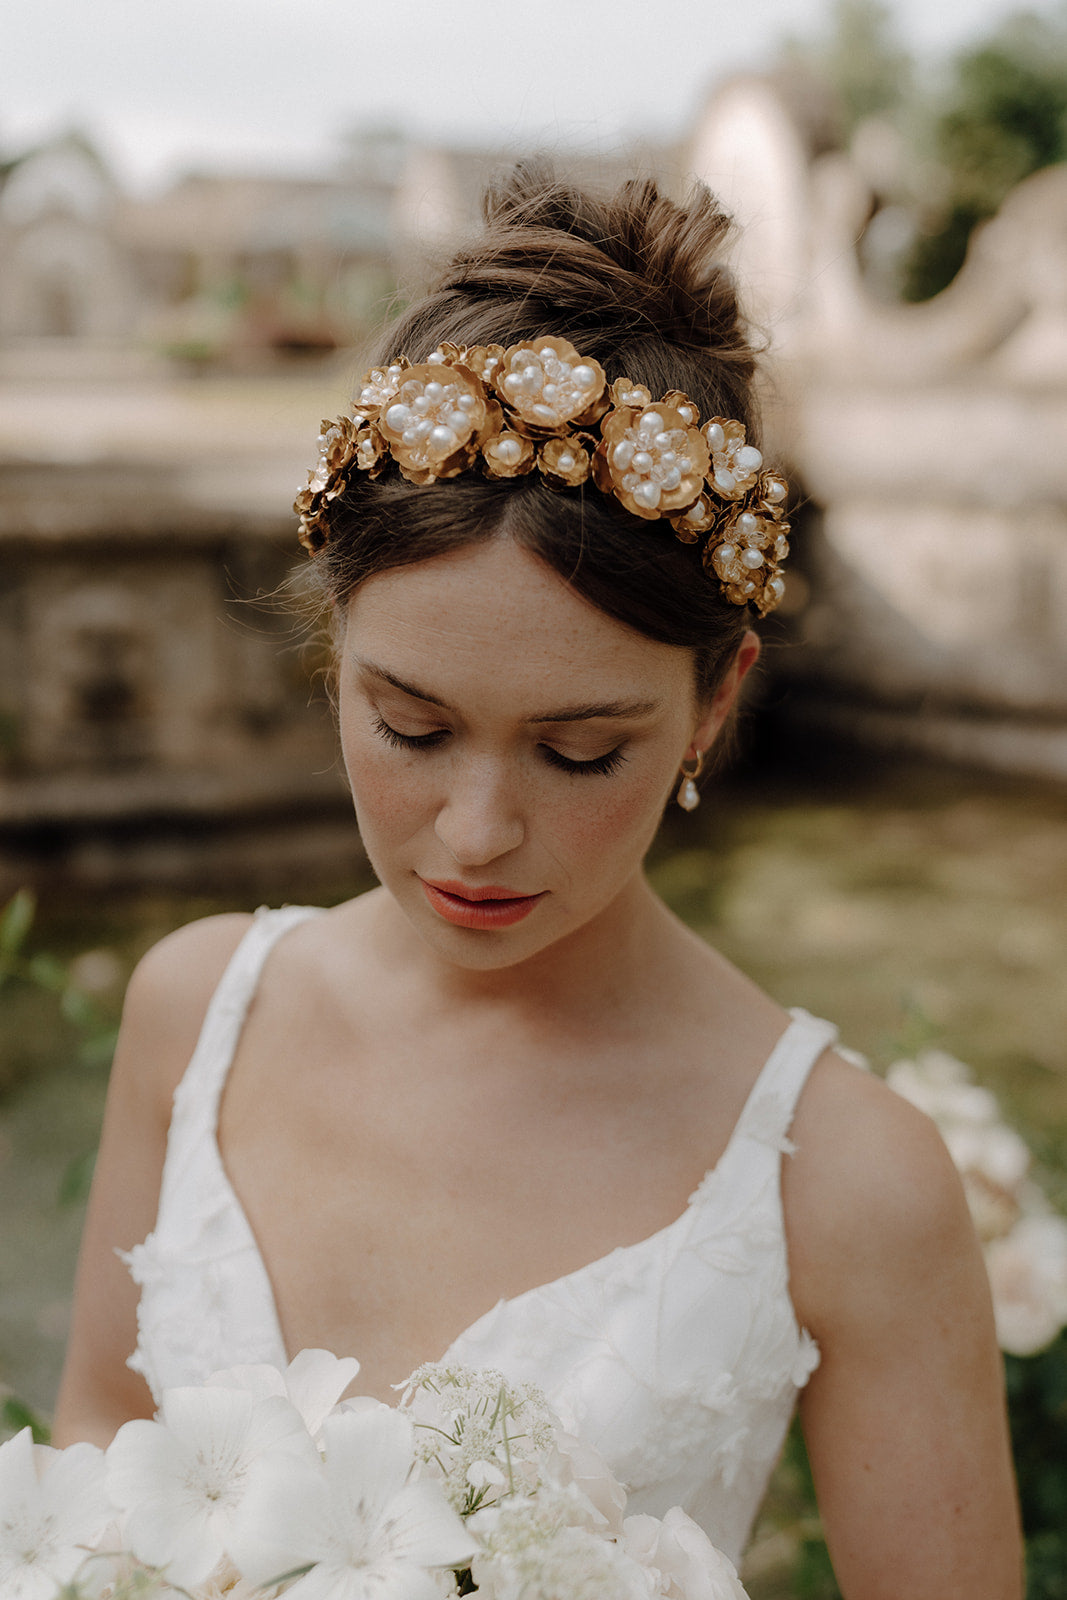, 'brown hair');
314,164,764,700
